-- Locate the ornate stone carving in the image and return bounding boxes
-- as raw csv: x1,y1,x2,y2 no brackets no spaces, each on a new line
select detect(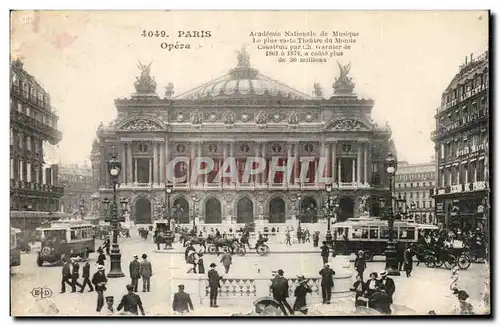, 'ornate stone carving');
313,82,323,97
134,61,157,94
241,113,251,122
224,111,235,125
240,143,250,153
121,118,164,132
176,143,186,153
153,197,165,220
206,112,218,122
164,82,174,99
272,113,281,122
191,111,203,125
329,119,368,131
304,143,314,153
272,143,282,153
176,113,185,122
333,62,355,95
305,113,313,122
256,111,267,126
359,195,370,217
208,143,218,153
288,111,299,126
